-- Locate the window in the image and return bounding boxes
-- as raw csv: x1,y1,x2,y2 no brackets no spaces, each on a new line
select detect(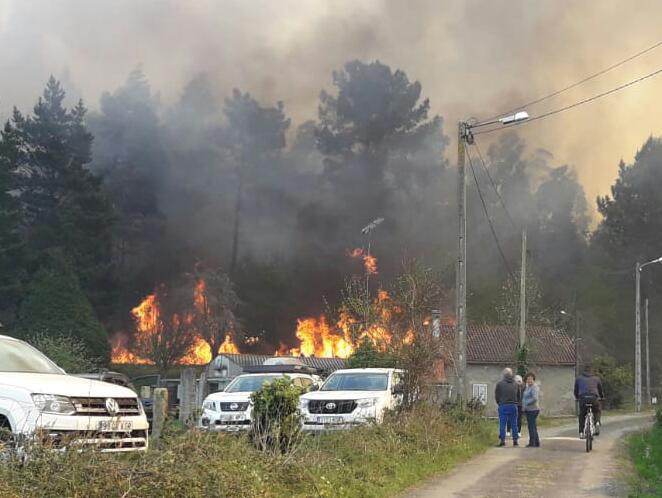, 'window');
225,375,280,393
472,383,488,405
321,373,388,391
